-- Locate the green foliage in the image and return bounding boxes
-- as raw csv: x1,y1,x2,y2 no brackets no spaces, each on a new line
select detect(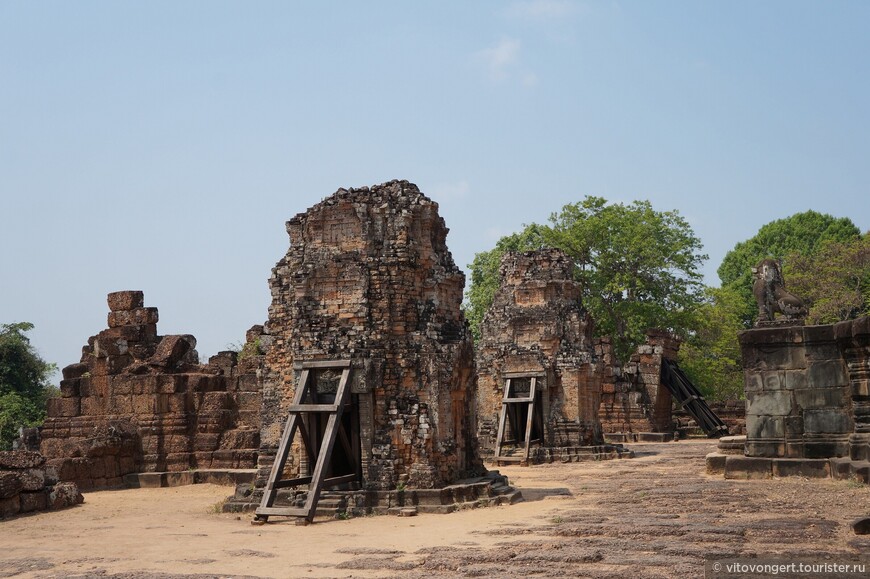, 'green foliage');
678,286,745,401
0,322,56,450
238,338,262,361
544,197,707,362
464,224,549,340
784,232,870,324
717,211,861,326
464,197,707,363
